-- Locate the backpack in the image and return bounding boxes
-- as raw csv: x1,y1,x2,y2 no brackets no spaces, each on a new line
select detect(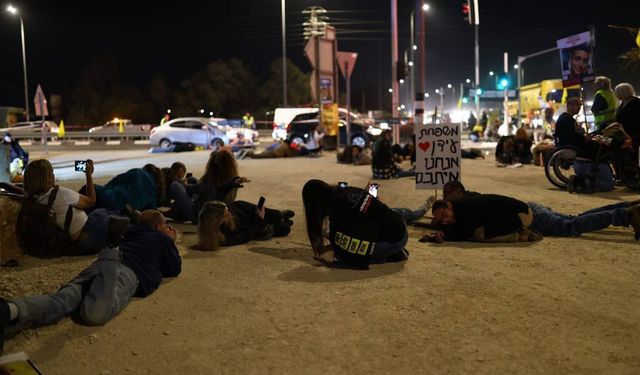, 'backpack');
16,186,73,258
